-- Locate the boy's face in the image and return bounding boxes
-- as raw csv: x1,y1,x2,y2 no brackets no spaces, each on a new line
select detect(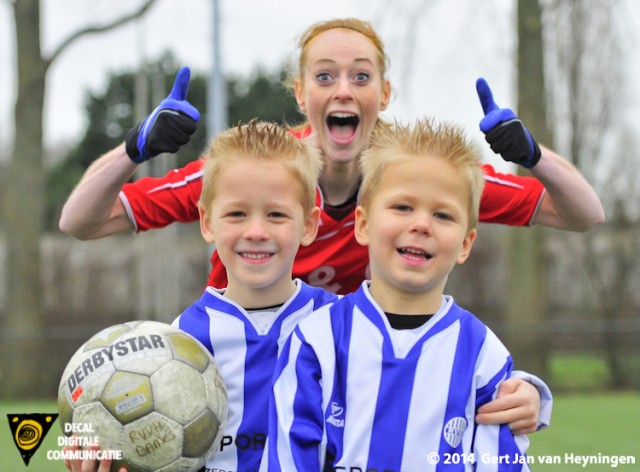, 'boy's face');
355,154,476,307
200,157,319,302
